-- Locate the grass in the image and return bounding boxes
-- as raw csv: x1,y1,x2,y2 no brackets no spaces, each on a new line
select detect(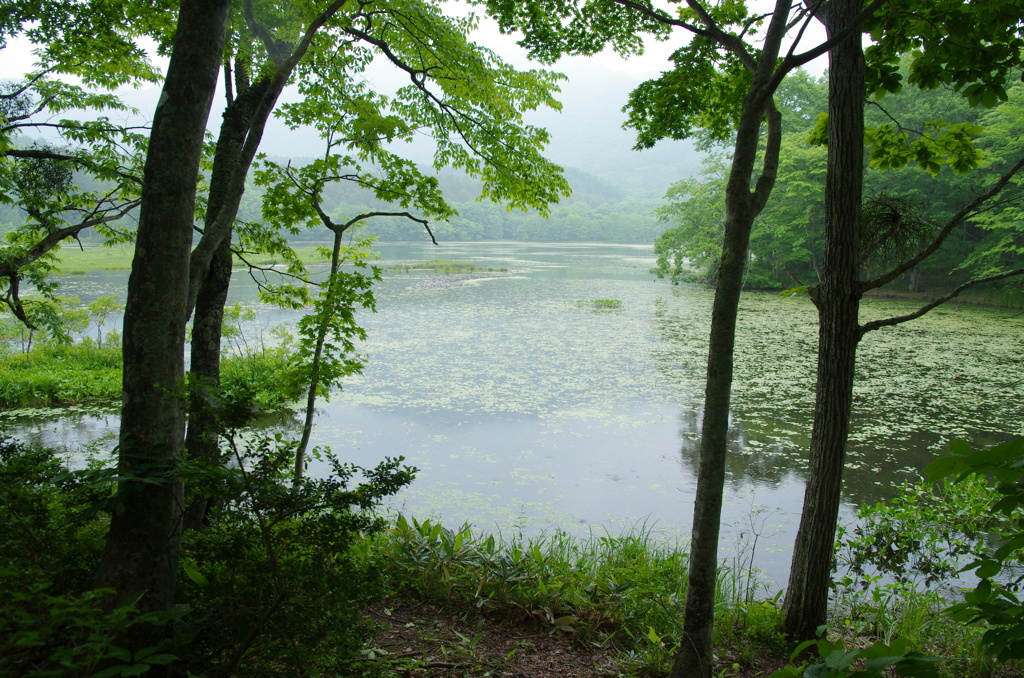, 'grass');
0,342,123,408
574,298,624,311
0,340,299,410
390,259,508,274
372,516,785,675
369,514,1020,677
54,244,331,274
